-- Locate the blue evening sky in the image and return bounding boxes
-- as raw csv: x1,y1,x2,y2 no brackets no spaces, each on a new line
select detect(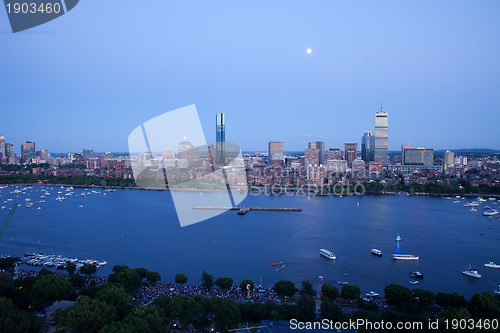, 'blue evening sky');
1,0,499,153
